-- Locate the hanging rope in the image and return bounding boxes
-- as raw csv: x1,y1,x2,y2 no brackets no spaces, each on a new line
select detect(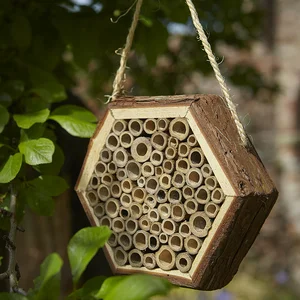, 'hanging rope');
185,0,247,145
